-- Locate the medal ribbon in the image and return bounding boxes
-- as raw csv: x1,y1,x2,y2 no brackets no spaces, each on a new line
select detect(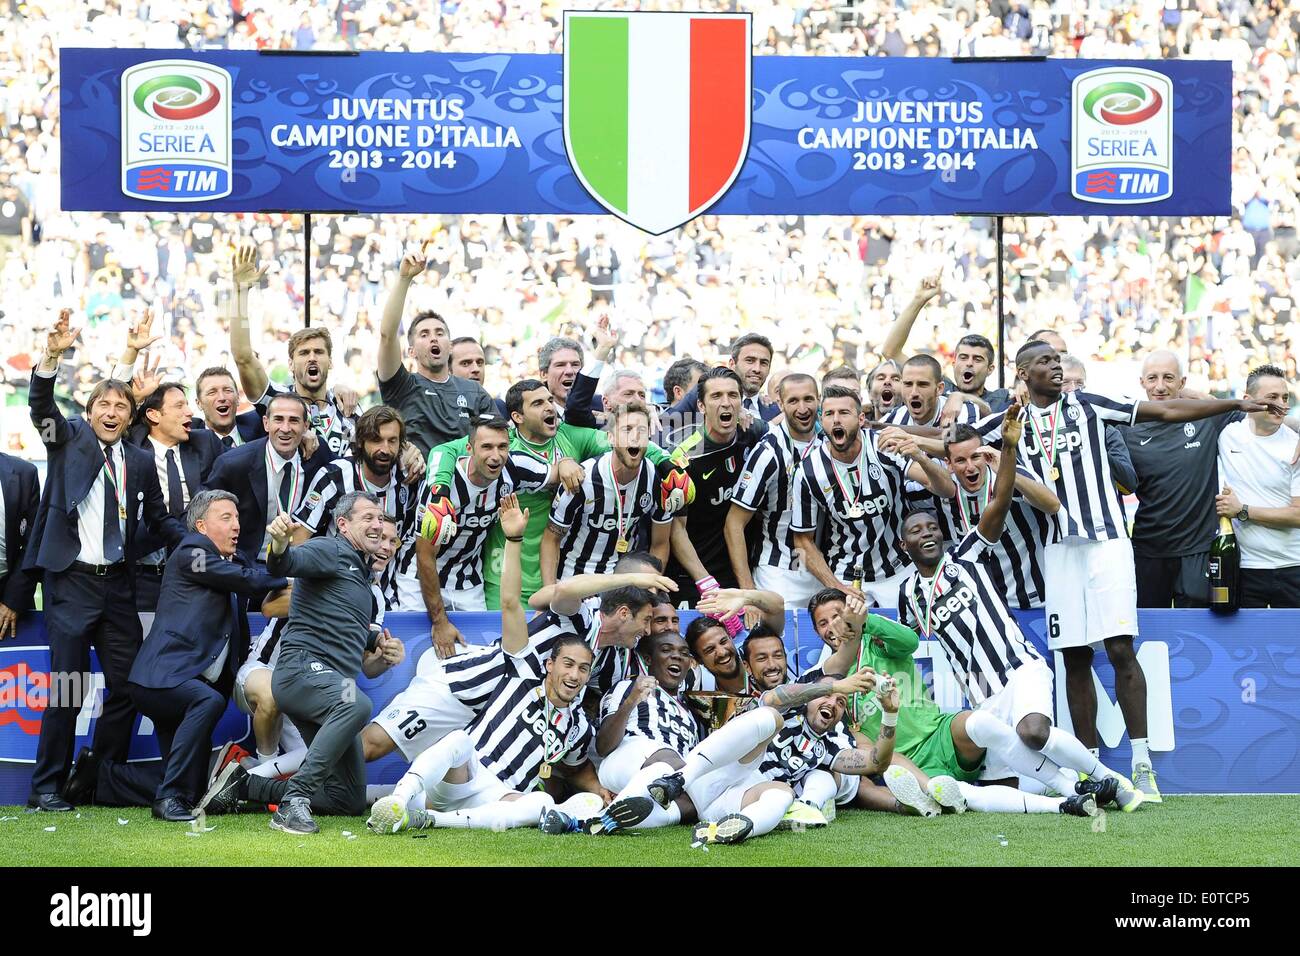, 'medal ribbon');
356,461,395,517
102,445,126,520
907,555,950,638
830,442,867,514
604,455,630,544
783,425,816,480
1026,397,1063,477
517,434,558,467
956,466,992,534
